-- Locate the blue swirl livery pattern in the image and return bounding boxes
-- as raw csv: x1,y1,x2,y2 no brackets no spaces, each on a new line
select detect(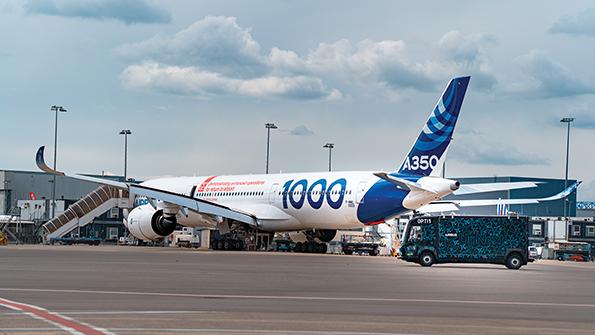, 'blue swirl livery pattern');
398,76,470,176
